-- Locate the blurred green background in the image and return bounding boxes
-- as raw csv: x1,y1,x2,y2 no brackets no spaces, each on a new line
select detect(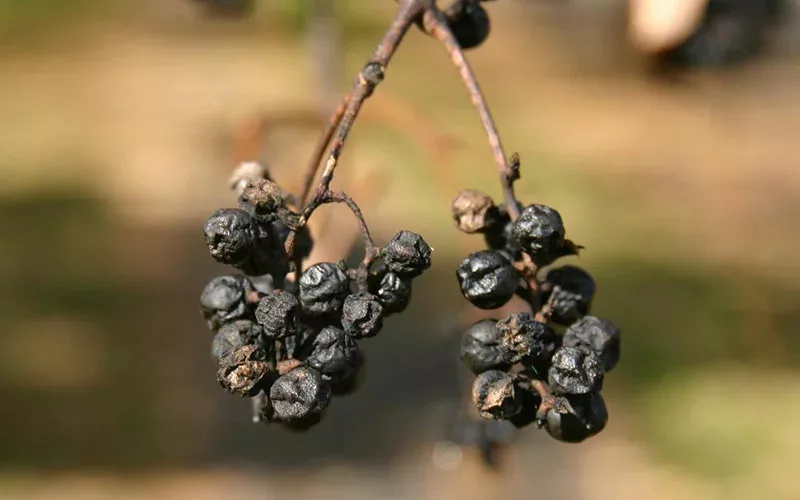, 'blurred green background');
1,1,799,499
